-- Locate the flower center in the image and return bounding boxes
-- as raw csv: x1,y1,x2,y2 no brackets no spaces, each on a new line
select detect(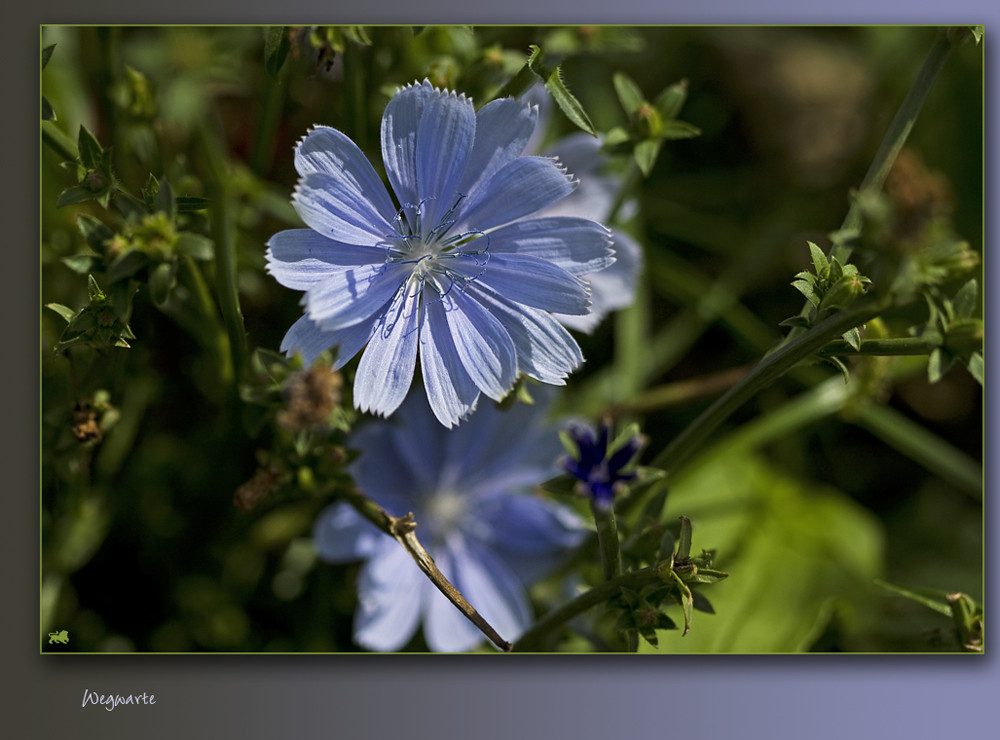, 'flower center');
424,488,468,538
